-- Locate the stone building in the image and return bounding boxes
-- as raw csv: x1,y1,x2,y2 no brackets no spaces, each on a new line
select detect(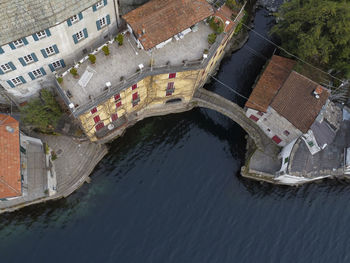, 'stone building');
53,0,246,142
0,0,120,103
245,55,337,153
0,114,47,200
